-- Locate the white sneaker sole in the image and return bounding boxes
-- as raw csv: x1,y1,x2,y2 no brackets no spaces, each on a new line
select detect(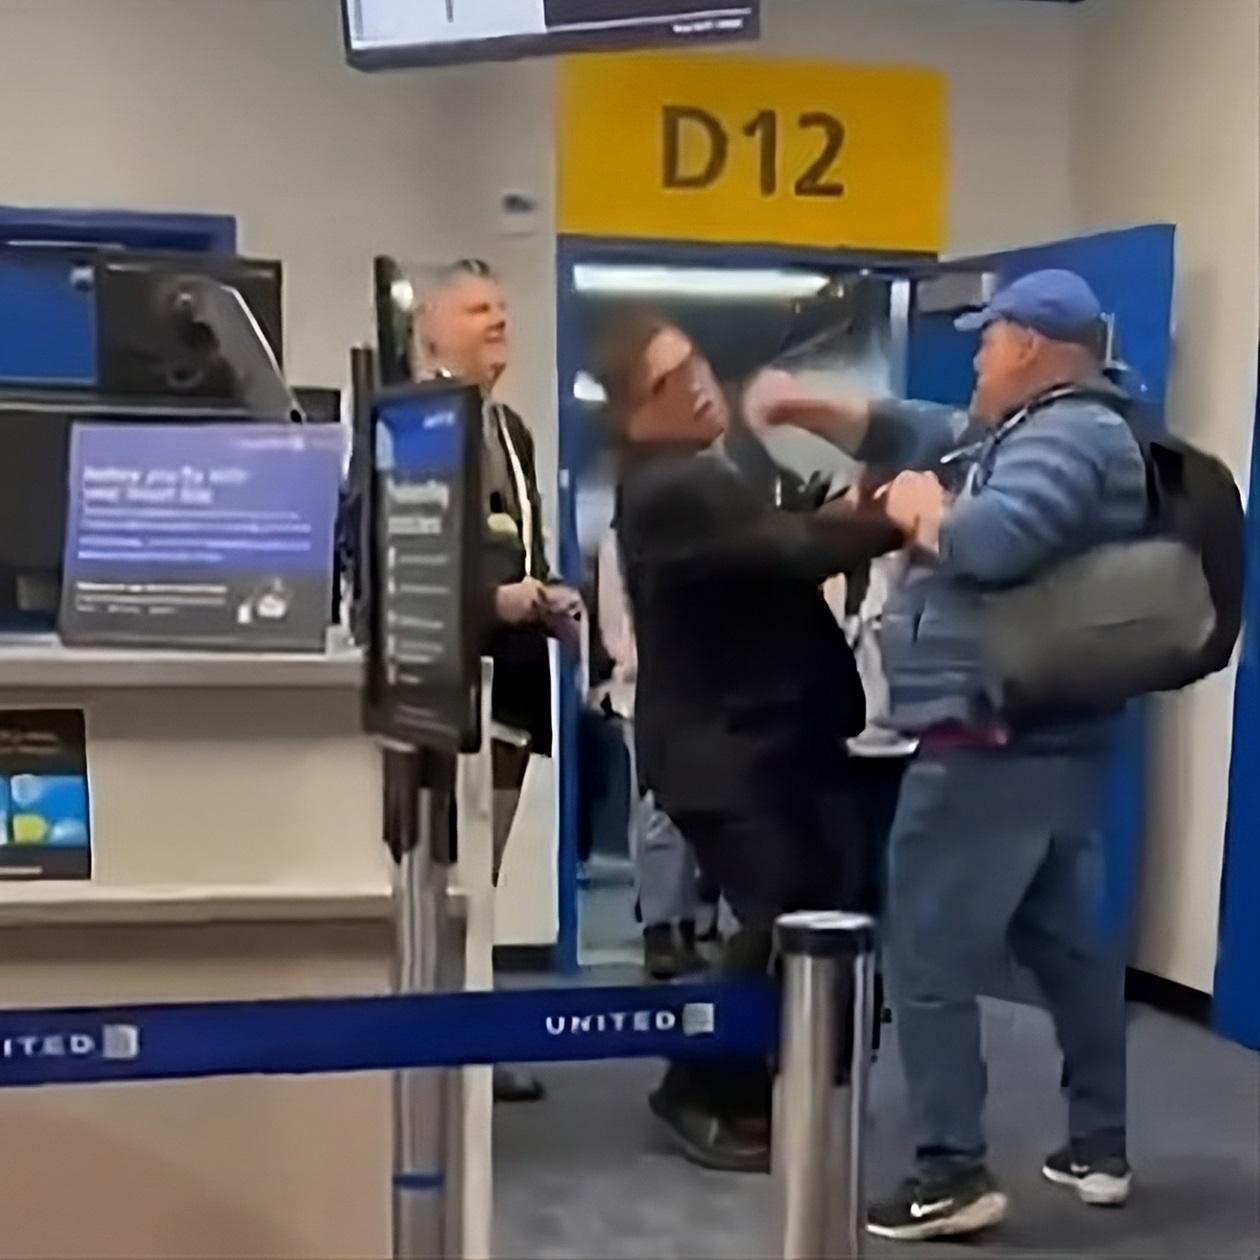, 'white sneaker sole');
866,1190,1009,1241
1042,1163,1132,1206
